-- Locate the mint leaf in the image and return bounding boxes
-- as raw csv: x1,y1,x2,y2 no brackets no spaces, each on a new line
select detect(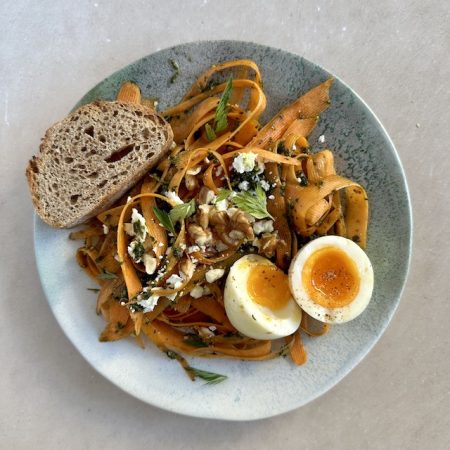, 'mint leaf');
152,207,176,234
169,199,196,224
